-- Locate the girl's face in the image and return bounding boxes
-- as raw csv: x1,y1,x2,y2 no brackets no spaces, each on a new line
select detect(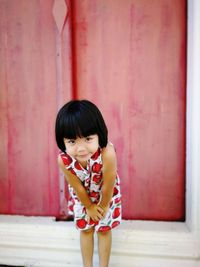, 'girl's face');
63,134,99,166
